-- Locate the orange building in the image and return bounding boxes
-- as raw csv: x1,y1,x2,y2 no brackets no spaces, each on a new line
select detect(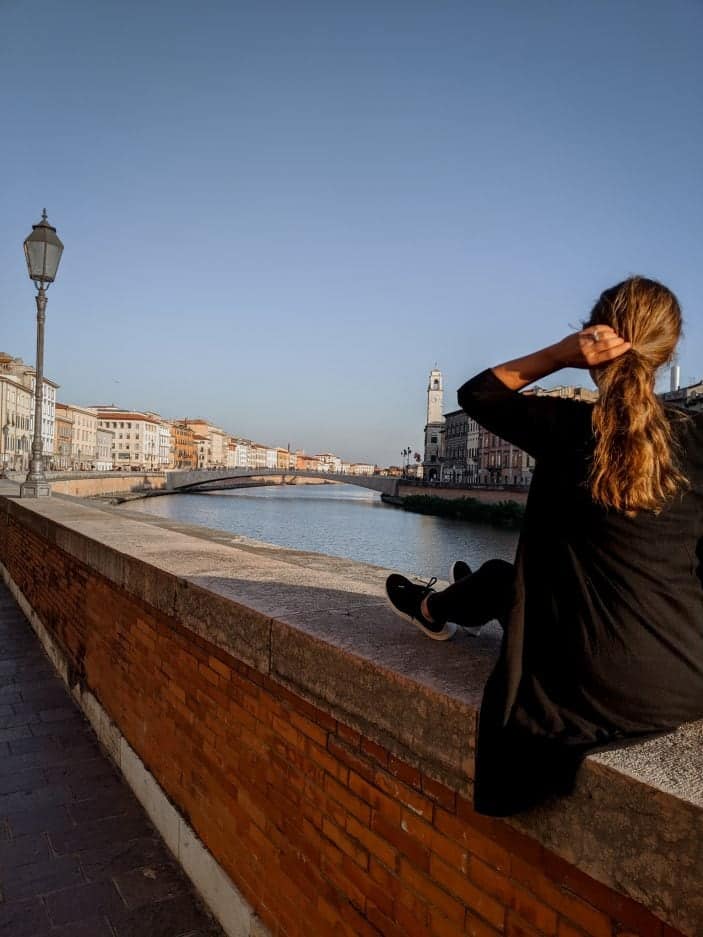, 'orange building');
170,422,198,470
